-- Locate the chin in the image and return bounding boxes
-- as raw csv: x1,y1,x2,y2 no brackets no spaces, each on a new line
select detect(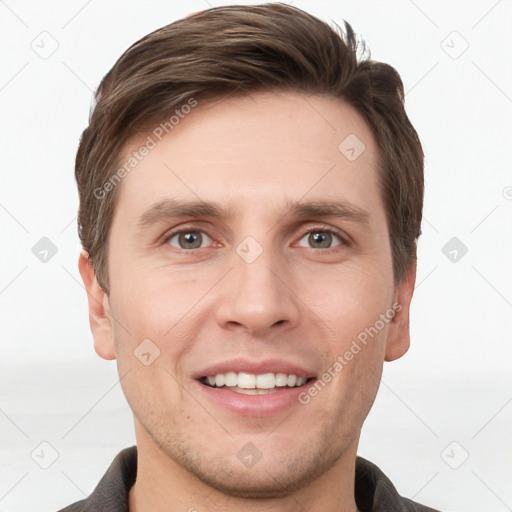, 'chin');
188,463,326,499
154,431,344,499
